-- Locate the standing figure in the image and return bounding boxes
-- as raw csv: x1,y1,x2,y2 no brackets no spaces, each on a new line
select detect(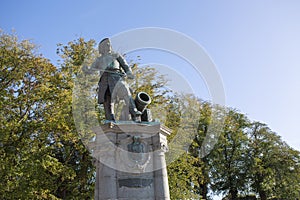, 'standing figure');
84,38,141,121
